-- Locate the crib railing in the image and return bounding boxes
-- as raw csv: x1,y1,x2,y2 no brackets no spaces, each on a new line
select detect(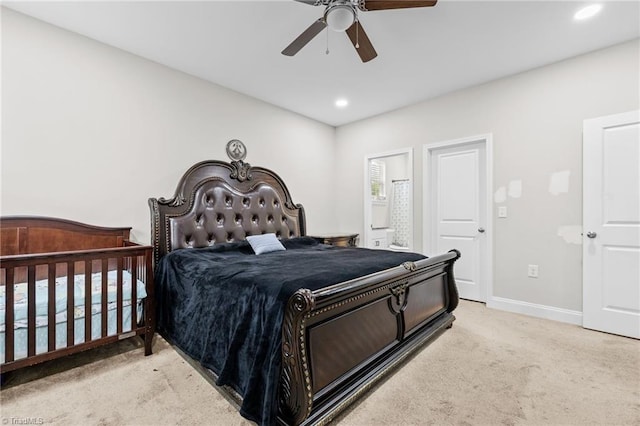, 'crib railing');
1,244,154,373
